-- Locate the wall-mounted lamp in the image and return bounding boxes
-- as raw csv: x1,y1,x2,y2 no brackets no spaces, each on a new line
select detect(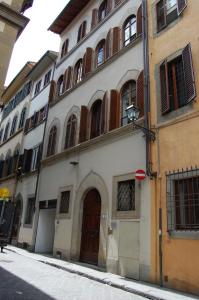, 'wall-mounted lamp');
126,104,156,142
70,161,79,166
